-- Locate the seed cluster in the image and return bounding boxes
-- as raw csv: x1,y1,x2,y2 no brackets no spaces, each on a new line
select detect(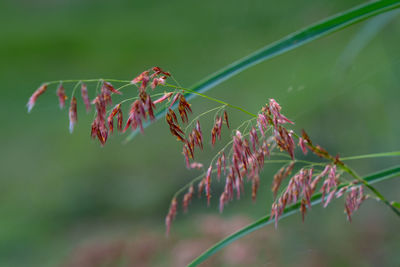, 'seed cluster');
166,98,369,233
167,98,297,229
27,67,175,146
27,67,370,236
